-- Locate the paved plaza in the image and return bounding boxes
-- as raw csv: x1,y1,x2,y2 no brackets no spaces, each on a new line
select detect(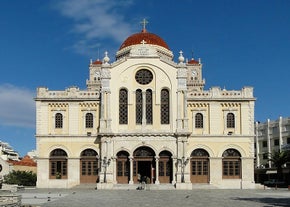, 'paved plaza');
17,187,290,207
